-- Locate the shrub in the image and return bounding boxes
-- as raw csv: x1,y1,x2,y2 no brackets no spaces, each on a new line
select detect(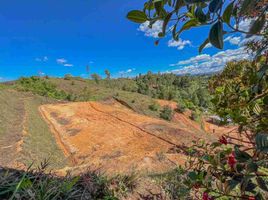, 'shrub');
160,106,173,121
190,110,199,121
153,167,190,200
66,93,77,101
16,77,68,100
110,172,137,198
64,74,73,80
148,101,160,111
176,103,186,113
